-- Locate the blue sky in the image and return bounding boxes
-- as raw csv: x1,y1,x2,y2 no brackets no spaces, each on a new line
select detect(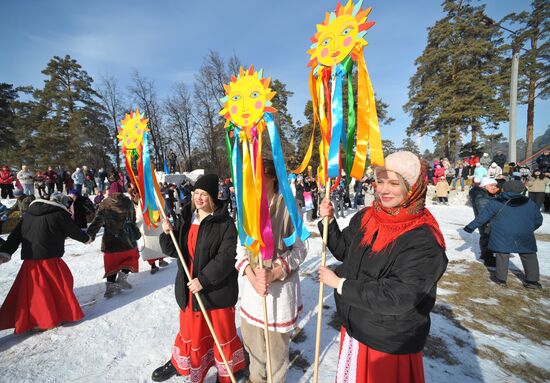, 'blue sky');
1,0,548,152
